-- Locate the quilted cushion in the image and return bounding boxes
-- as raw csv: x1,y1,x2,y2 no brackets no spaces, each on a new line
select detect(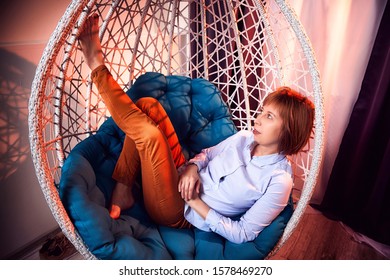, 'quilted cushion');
59,72,293,259
126,72,237,158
